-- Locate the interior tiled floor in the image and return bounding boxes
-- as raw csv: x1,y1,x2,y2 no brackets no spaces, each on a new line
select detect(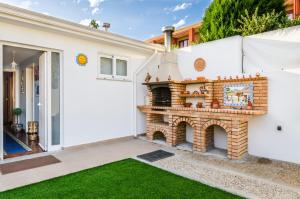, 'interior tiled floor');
4,126,44,159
